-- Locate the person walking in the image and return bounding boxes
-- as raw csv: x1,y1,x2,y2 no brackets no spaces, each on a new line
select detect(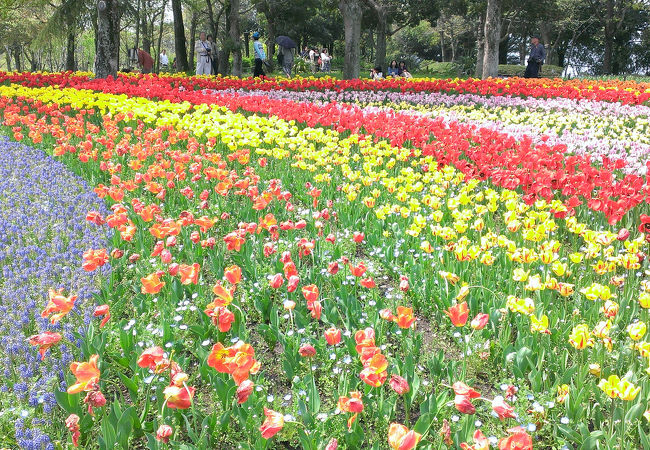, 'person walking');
524,35,546,78
195,32,213,75
253,32,266,77
137,48,154,74
279,45,294,77
159,49,169,72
